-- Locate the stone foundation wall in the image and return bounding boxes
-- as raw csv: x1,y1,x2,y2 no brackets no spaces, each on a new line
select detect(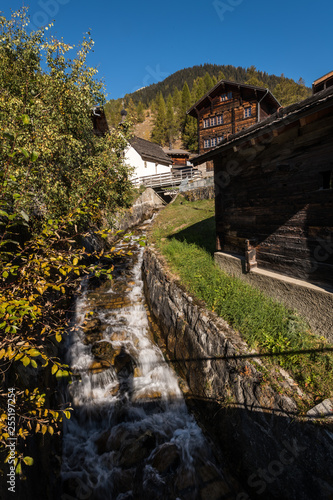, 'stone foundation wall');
143,246,333,500
182,185,215,201
112,188,165,234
